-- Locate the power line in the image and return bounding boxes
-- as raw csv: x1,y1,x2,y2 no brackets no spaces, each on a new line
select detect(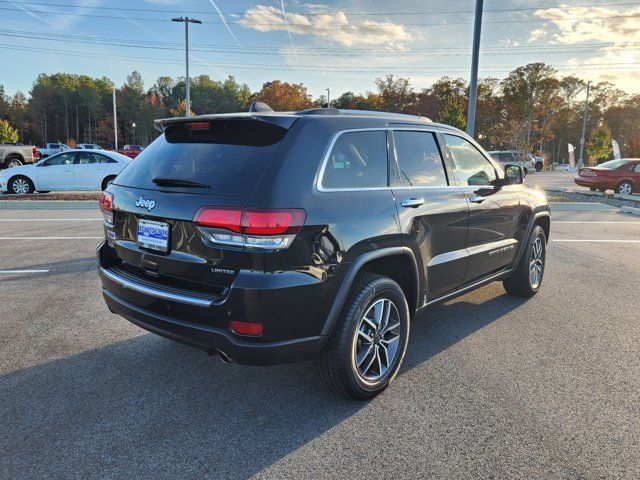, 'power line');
2,5,640,25
1,0,639,16
2,42,639,73
1,29,639,58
